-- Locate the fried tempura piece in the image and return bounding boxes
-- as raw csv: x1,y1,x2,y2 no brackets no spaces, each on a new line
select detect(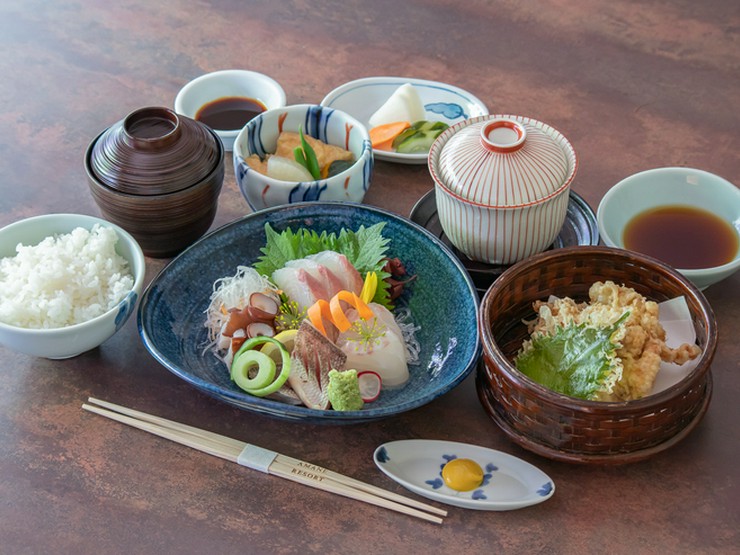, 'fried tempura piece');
526,281,701,401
